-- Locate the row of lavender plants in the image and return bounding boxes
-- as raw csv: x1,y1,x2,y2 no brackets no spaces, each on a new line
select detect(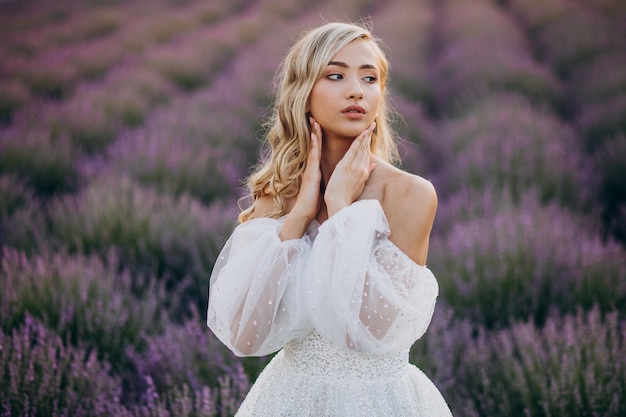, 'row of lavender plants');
0,0,251,117
508,0,626,246
403,0,626,415
0,0,385,415
1,0,625,415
